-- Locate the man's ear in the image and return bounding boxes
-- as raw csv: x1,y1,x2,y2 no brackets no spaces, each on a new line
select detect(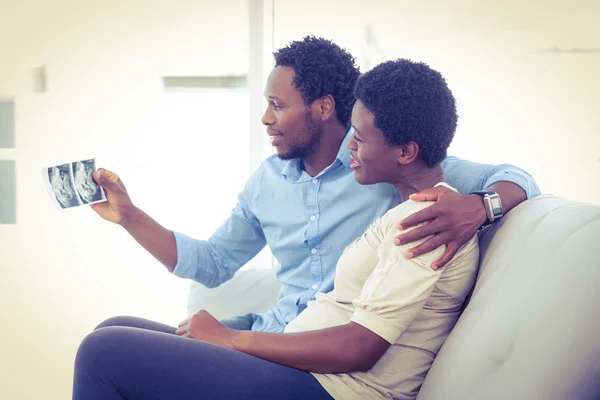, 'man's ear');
397,142,420,165
314,94,336,121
